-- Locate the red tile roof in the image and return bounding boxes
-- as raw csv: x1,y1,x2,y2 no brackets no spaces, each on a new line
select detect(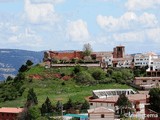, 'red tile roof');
0,107,24,113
